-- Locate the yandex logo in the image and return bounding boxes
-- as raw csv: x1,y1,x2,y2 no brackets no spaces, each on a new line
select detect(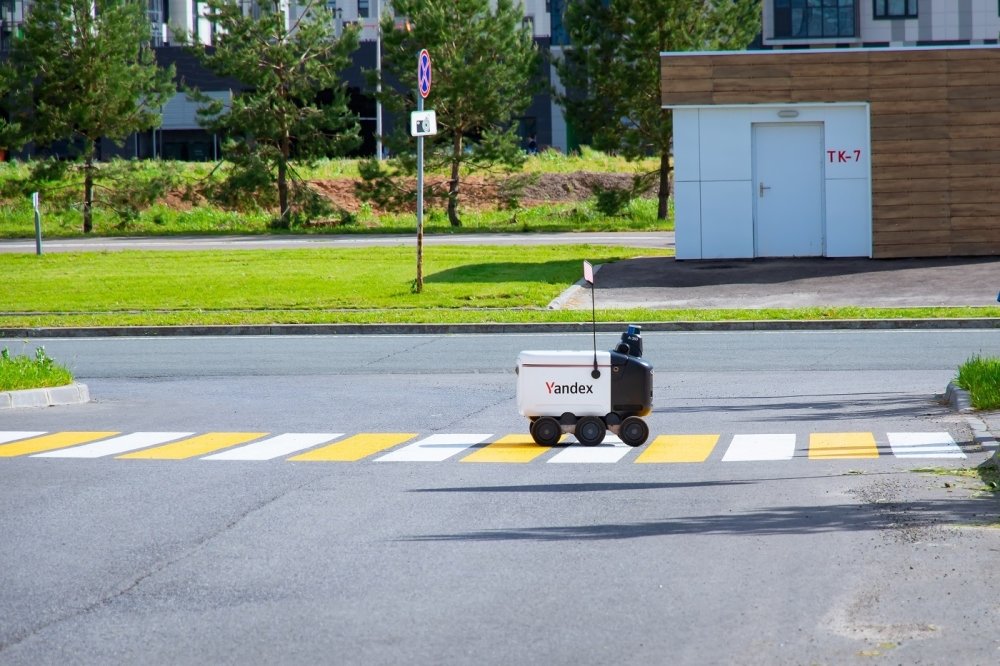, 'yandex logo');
545,381,594,395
